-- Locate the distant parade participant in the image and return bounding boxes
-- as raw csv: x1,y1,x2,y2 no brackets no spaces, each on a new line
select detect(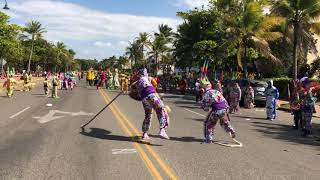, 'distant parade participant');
212,79,222,93
23,70,30,92
201,79,236,143
130,68,170,140
195,79,202,103
51,75,59,99
243,82,254,109
43,77,49,95
300,77,317,137
101,70,107,88
3,75,17,98
228,81,241,114
106,70,113,89
178,77,187,95
264,80,279,121
113,69,120,89
290,80,302,129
